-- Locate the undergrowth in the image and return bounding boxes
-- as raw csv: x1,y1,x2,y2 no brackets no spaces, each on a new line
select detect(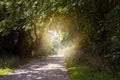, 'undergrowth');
66,61,119,80
0,55,32,76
